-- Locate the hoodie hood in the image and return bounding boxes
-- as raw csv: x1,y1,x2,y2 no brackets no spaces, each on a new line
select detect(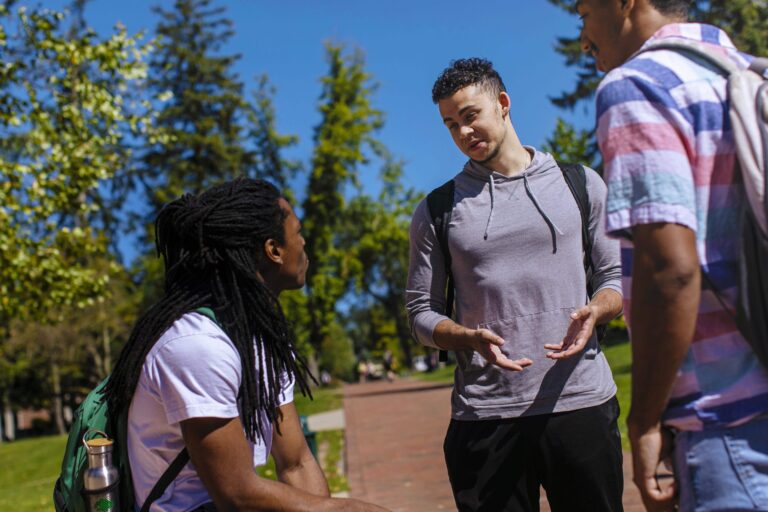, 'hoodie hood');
462,147,564,251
